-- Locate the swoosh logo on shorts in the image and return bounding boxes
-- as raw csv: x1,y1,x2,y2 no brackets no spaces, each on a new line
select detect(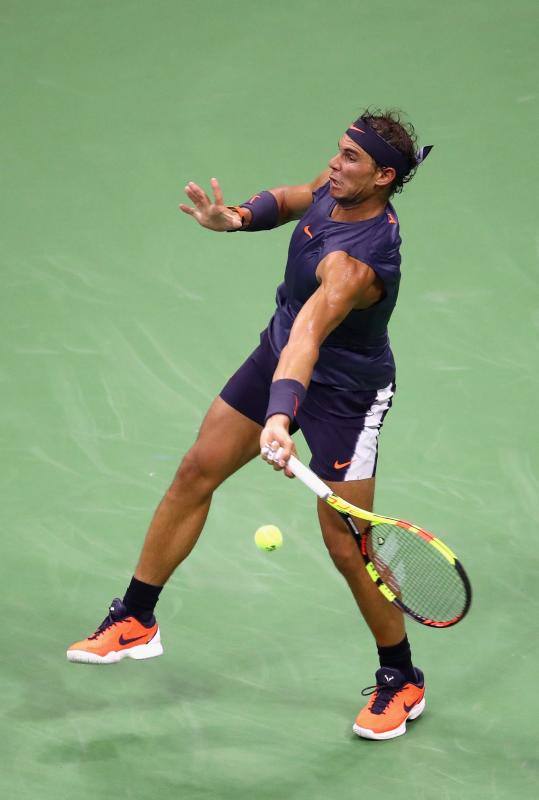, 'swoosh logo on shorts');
303,225,313,238
119,633,146,646
333,460,352,470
